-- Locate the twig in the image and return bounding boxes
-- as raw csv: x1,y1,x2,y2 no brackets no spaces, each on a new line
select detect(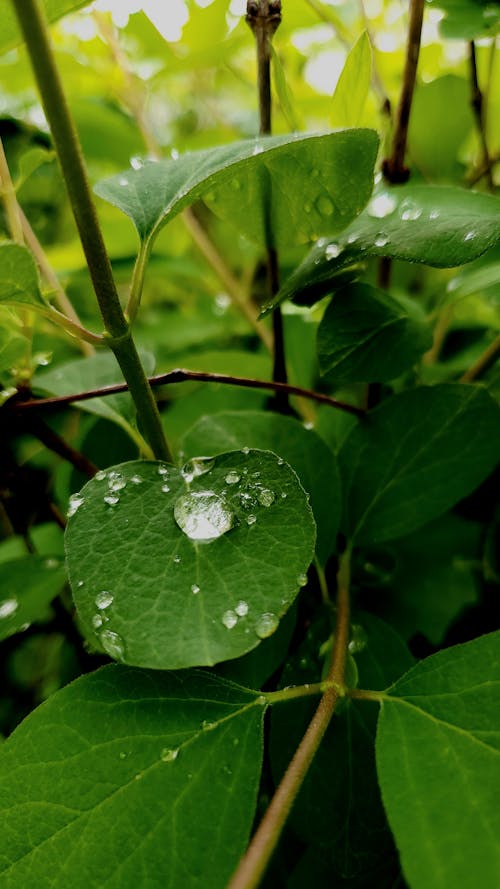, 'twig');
227,550,352,889
20,413,98,478
460,333,500,383
468,40,494,191
11,368,365,419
